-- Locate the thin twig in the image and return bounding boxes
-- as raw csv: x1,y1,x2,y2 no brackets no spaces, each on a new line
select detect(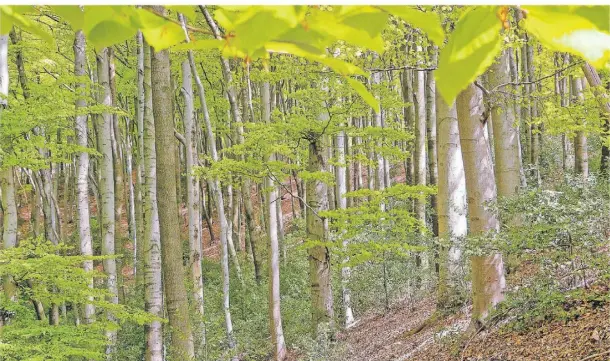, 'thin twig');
579,349,610,361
